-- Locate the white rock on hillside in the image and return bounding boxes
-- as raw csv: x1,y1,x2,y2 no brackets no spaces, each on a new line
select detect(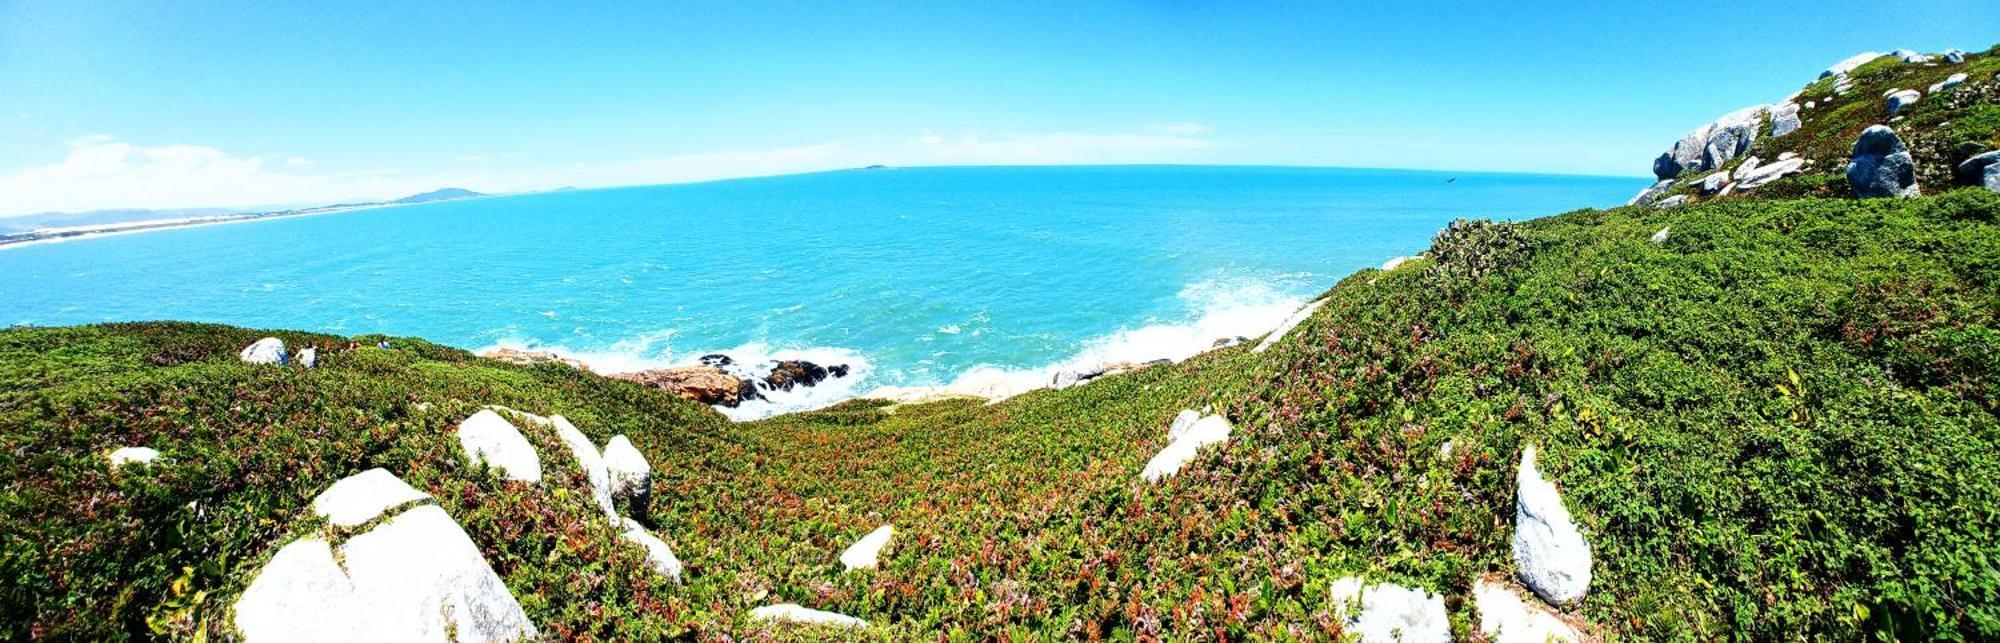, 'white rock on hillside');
297,347,317,369
235,471,536,642
108,446,161,468
1253,299,1326,353
1893,49,1932,63
1820,51,1883,78
310,467,430,528
1929,73,1968,94
1326,577,1451,643
1649,226,1670,245
1698,172,1730,196
1627,179,1673,206
747,603,869,628
456,410,543,483
1944,49,1966,64
1735,156,1807,190
840,524,895,571
1887,89,1922,116
619,518,684,583
1380,255,1416,271
550,415,617,518
232,539,370,641
603,434,651,500
1653,195,1689,209
1769,102,1802,137
240,337,287,365
1513,443,1593,605
1141,413,1232,482
1474,576,1582,643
